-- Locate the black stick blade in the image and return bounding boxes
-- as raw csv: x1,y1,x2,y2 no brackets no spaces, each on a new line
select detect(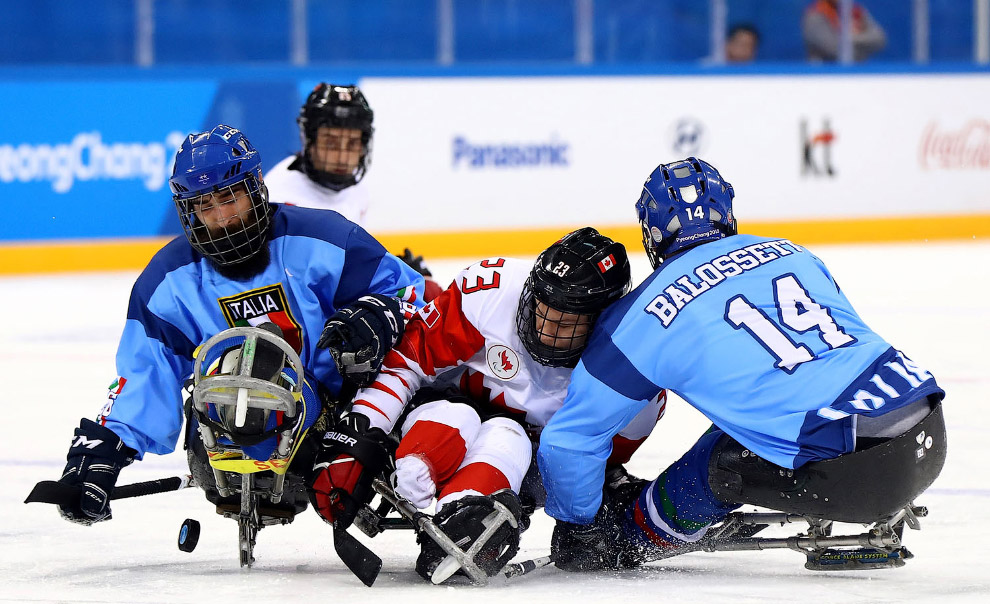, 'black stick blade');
24,481,77,506
334,526,382,587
